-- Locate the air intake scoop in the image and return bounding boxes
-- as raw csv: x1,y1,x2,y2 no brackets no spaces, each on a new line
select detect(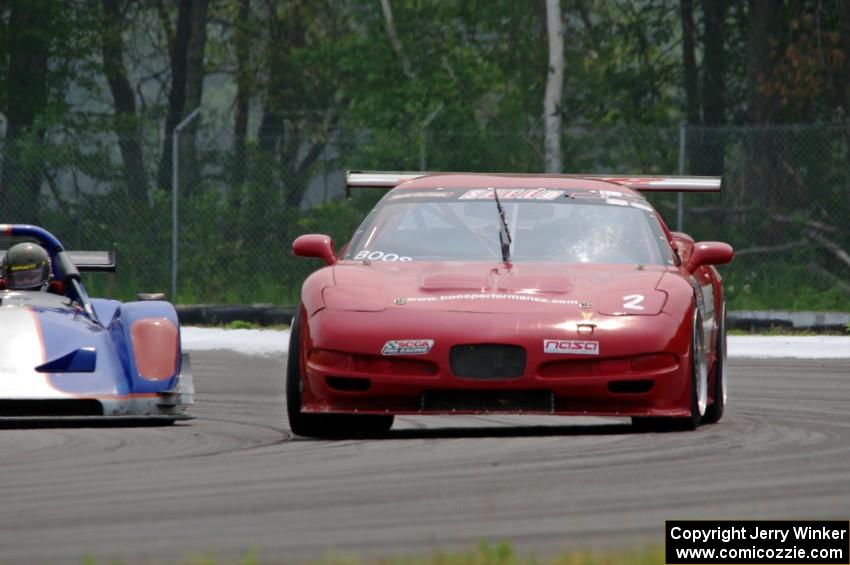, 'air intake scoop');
35,347,97,373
